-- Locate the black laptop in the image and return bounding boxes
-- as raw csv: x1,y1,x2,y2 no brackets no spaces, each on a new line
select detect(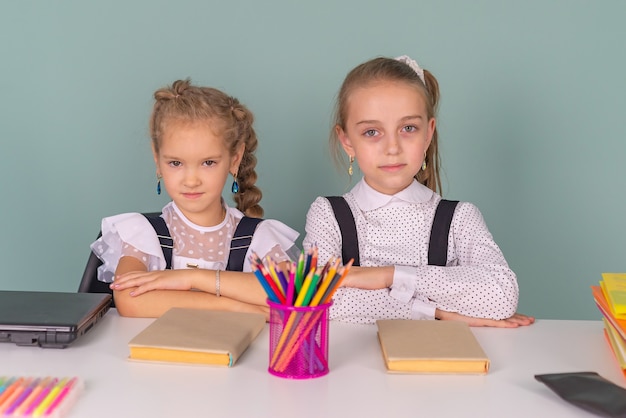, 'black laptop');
0,290,112,348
